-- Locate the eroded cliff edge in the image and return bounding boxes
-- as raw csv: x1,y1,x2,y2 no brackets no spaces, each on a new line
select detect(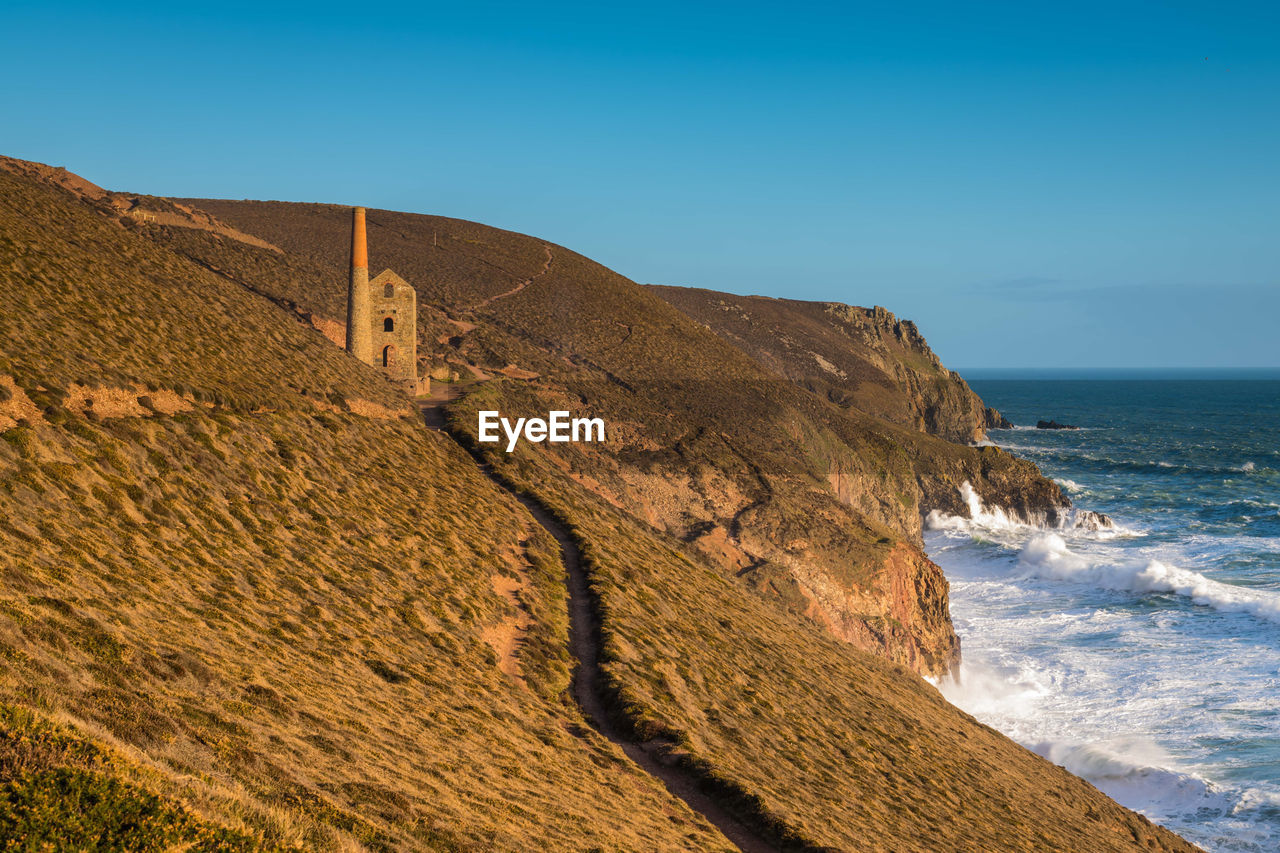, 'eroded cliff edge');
650,286,1015,443
641,286,1071,666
